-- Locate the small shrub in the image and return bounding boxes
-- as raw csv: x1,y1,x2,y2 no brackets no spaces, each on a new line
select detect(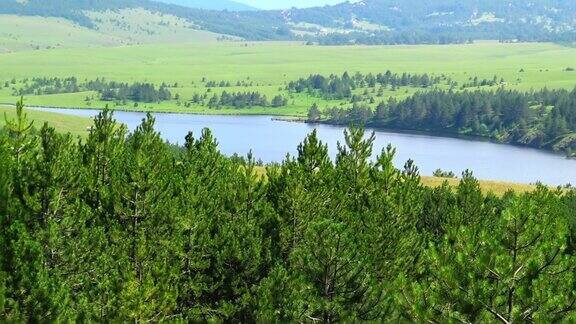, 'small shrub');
433,169,456,178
